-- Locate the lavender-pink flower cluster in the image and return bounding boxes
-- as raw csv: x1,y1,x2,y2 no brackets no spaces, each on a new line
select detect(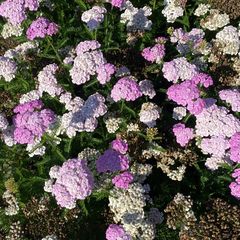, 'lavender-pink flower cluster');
141,43,165,63
13,100,56,144
26,17,59,40
229,132,240,163
173,123,194,147
45,158,94,209
162,57,198,83
219,89,240,112
112,171,133,189
106,224,131,240
111,77,142,102
0,0,39,26
229,169,240,200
